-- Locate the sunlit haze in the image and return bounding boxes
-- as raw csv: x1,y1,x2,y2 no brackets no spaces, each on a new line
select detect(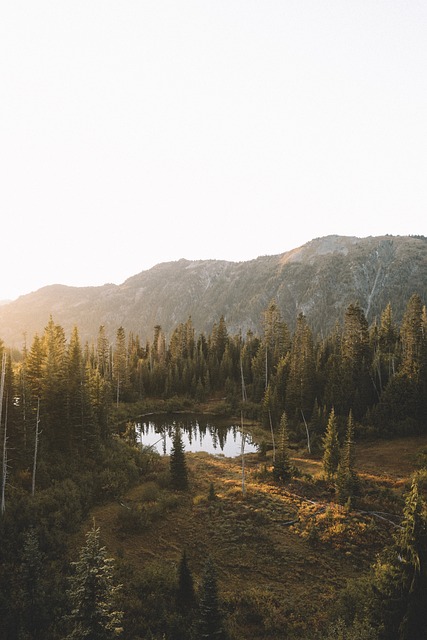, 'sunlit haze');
1,1,426,301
